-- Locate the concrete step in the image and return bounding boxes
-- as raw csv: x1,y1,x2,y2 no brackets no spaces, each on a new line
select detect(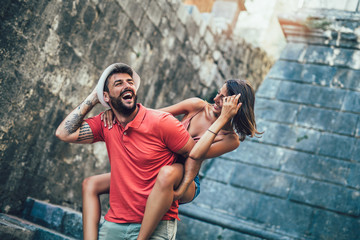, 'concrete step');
0,213,76,240
22,197,83,239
